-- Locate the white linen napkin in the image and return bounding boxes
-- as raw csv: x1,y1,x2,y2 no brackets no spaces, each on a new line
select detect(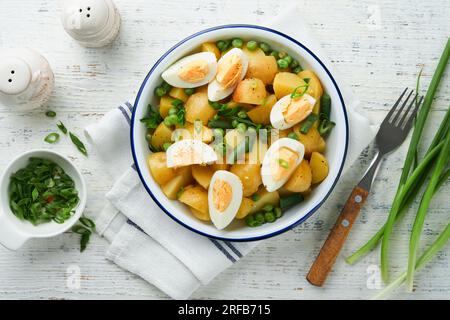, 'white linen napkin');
84,4,375,300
